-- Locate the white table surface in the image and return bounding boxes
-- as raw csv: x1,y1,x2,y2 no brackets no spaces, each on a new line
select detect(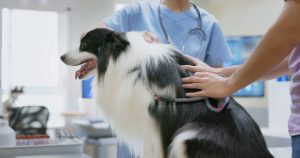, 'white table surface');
11,153,91,158
269,147,292,158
